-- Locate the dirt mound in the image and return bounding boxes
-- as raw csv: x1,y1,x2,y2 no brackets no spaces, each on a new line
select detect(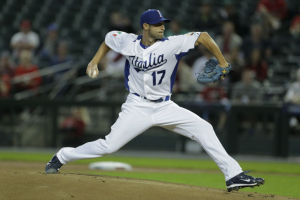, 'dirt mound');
0,161,295,200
